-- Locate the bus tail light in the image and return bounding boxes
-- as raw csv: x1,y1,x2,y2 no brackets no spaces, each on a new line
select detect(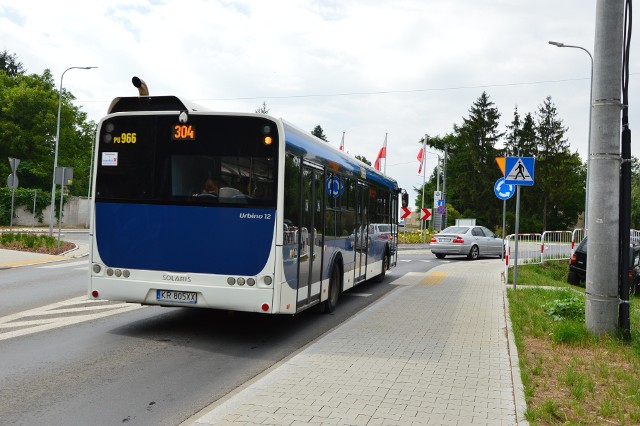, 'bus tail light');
261,303,269,312
91,290,99,298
